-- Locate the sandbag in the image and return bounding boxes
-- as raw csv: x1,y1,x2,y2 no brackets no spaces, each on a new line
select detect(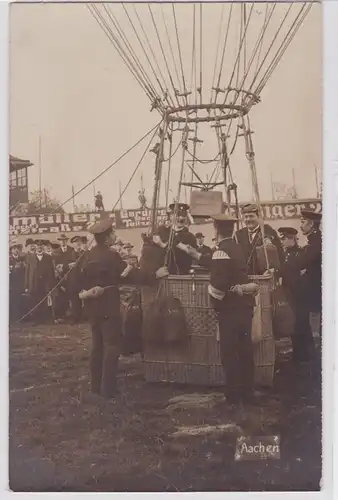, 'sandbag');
272,284,296,339
256,241,281,274
121,289,143,356
161,294,189,344
142,294,188,345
